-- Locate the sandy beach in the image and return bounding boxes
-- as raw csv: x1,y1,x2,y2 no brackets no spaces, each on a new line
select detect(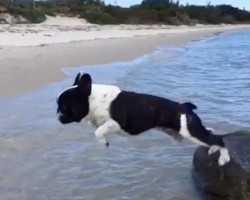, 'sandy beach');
0,16,250,98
